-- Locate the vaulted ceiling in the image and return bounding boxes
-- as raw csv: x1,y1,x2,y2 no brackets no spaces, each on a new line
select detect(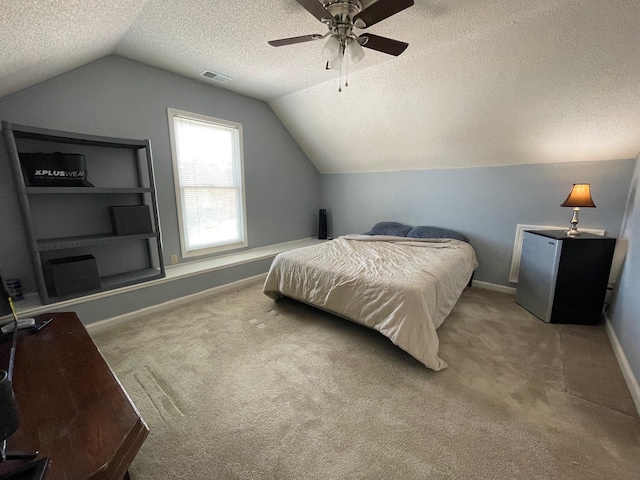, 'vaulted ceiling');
2,0,639,173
